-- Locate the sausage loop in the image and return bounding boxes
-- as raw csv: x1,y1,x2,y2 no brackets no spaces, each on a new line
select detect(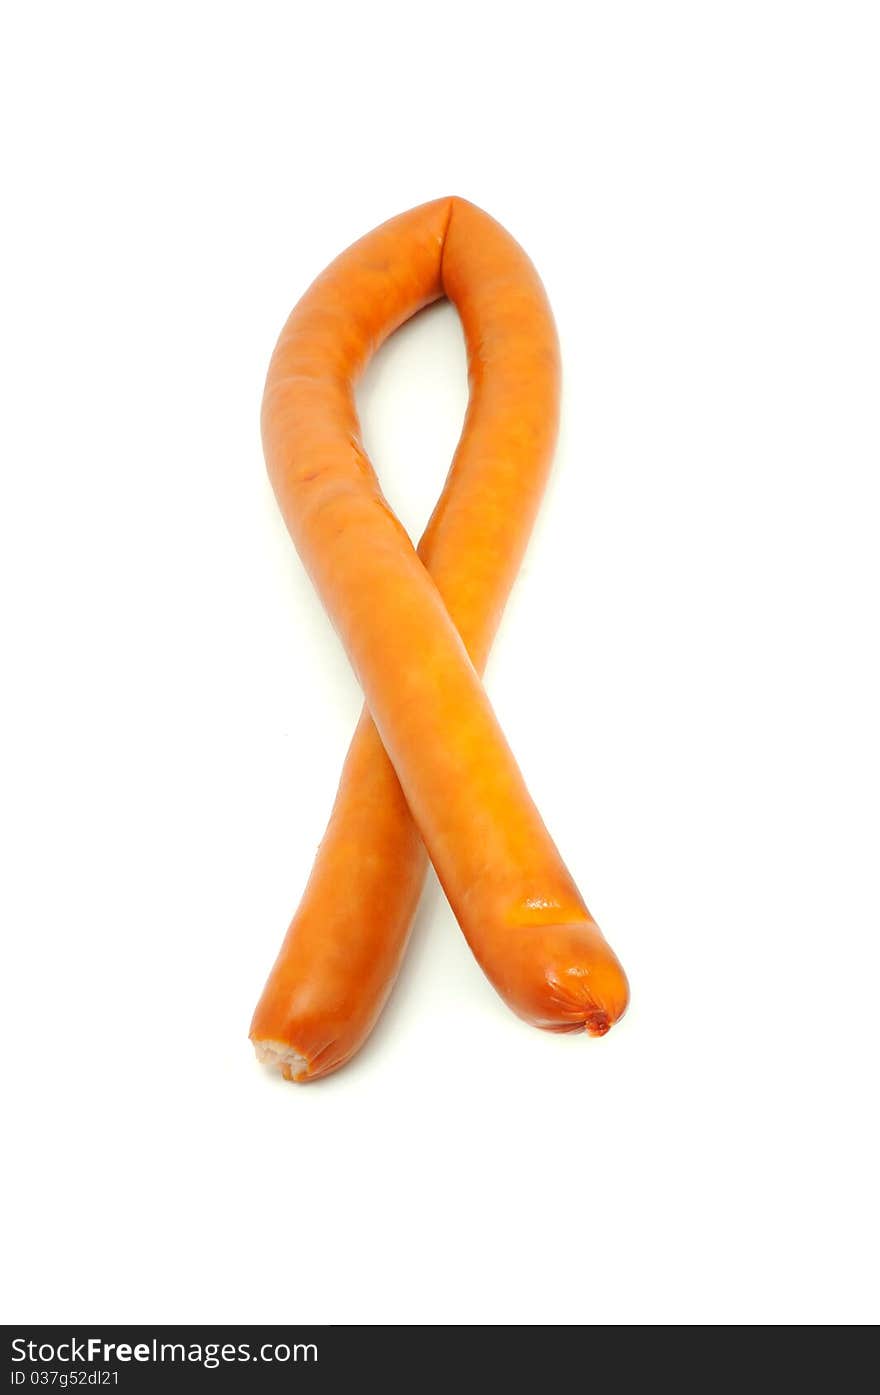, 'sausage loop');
252,198,629,1081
